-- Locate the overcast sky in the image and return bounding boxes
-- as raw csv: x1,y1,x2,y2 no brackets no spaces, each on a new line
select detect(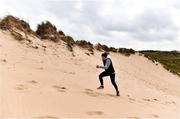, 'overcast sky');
0,0,180,50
